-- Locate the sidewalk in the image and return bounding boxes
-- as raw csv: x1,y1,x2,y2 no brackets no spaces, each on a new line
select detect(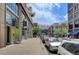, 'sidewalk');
0,37,48,55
